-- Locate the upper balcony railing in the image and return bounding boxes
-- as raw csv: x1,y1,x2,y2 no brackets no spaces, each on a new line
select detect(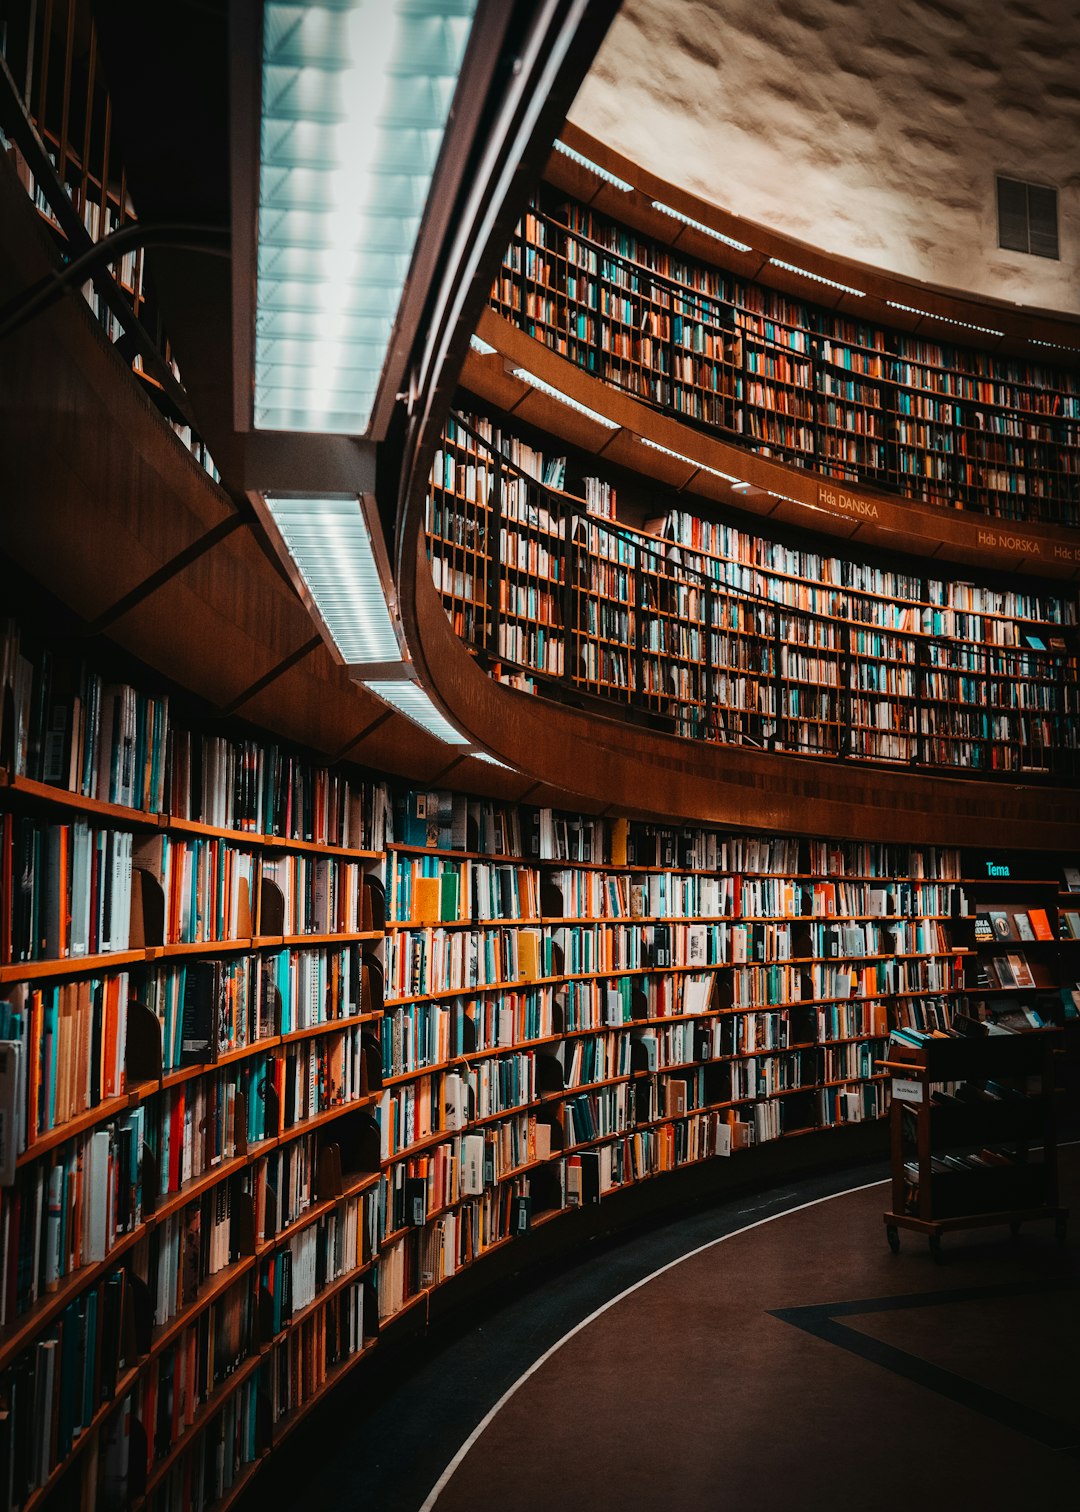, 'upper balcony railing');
491,195,1080,529
0,0,219,480
427,410,1080,783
